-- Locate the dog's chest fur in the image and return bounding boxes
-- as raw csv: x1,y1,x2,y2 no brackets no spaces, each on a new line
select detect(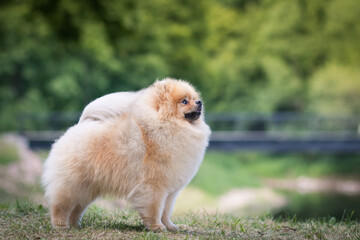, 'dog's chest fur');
137,120,210,191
